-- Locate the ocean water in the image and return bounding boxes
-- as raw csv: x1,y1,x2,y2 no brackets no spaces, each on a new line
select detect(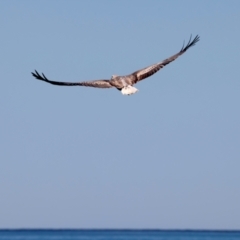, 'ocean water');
0,230,240,240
